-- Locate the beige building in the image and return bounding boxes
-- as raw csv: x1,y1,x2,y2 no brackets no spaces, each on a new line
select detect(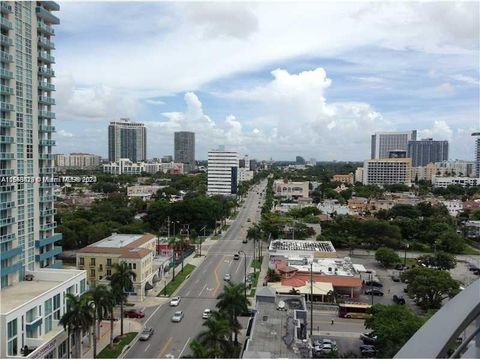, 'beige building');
54,153,101,170
332,173,354,185
412,163,437,182
363,158,412,186
127,185,165,200
273,179,309,199
76,234,159,301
